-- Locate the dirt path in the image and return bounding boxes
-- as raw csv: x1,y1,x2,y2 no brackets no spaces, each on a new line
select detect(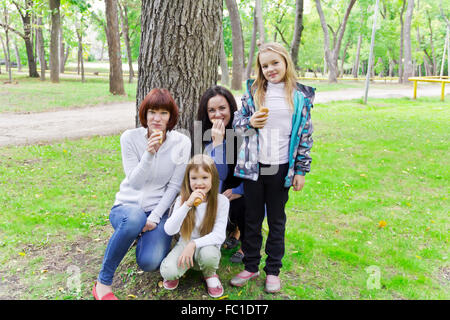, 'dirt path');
1,85,448,147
